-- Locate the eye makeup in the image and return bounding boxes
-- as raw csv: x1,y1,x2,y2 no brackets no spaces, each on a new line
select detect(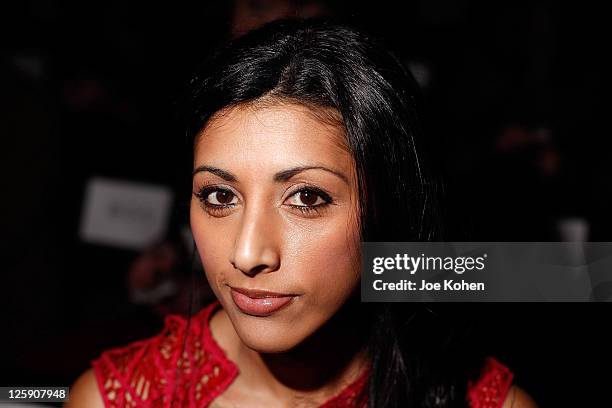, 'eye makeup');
193,183,335,218
193,185,238,217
